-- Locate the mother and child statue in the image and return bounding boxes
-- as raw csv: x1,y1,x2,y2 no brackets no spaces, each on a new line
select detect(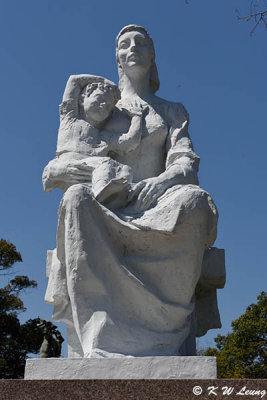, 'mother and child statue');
43,25,225,358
